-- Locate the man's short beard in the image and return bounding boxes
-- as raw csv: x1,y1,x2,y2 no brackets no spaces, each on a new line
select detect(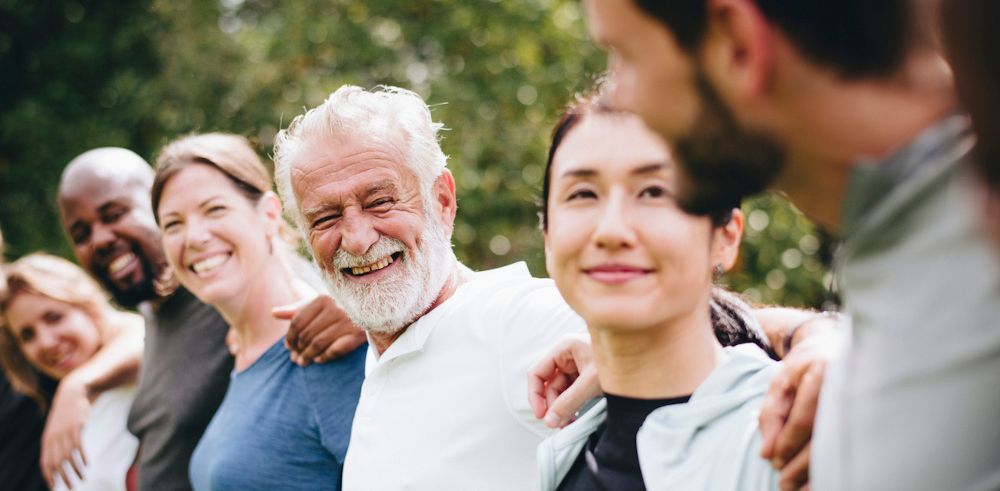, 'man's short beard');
320,212,457,334
98,255,159,308
672,72,786,215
